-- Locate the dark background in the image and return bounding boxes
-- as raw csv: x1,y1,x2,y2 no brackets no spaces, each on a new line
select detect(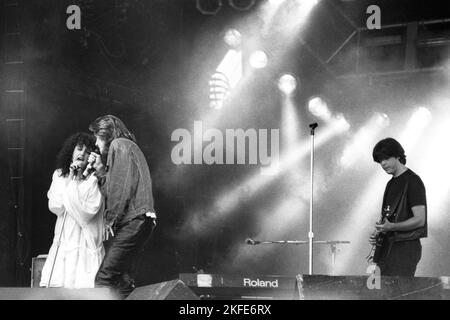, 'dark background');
0,0,449,286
